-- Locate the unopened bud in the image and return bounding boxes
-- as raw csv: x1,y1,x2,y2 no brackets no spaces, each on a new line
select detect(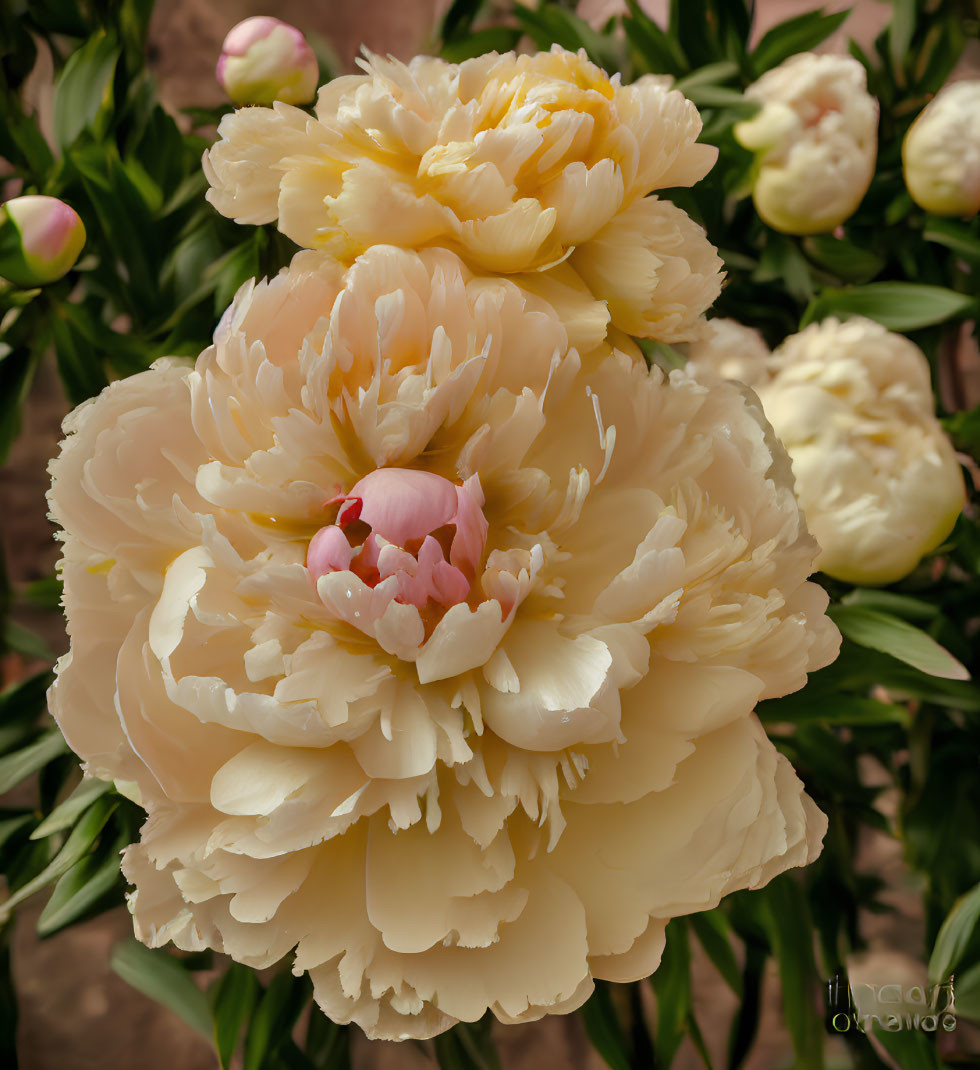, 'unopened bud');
0,195,86,288
903,80,980,217
217,17,318,107
735,54,878,234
